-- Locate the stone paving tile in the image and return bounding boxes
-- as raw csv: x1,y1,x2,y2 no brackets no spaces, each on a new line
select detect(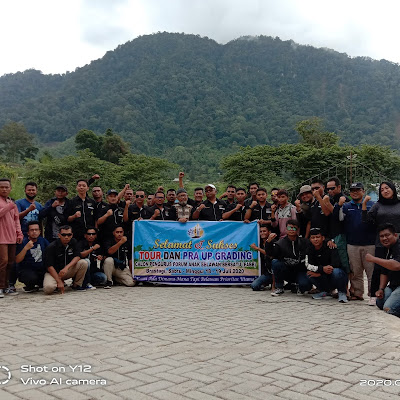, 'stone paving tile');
1,285,400,399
